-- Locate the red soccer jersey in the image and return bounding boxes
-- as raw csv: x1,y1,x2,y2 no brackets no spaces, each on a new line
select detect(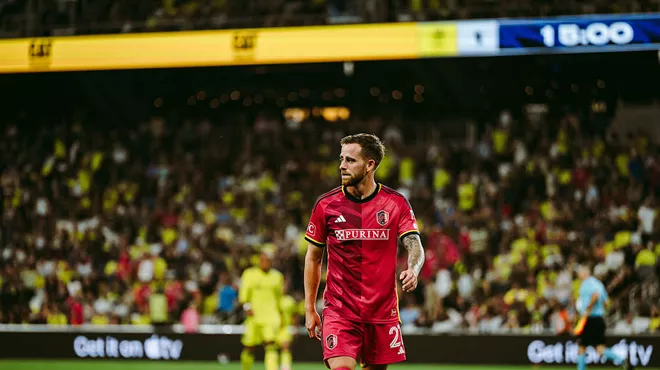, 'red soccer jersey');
305,183,420,324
